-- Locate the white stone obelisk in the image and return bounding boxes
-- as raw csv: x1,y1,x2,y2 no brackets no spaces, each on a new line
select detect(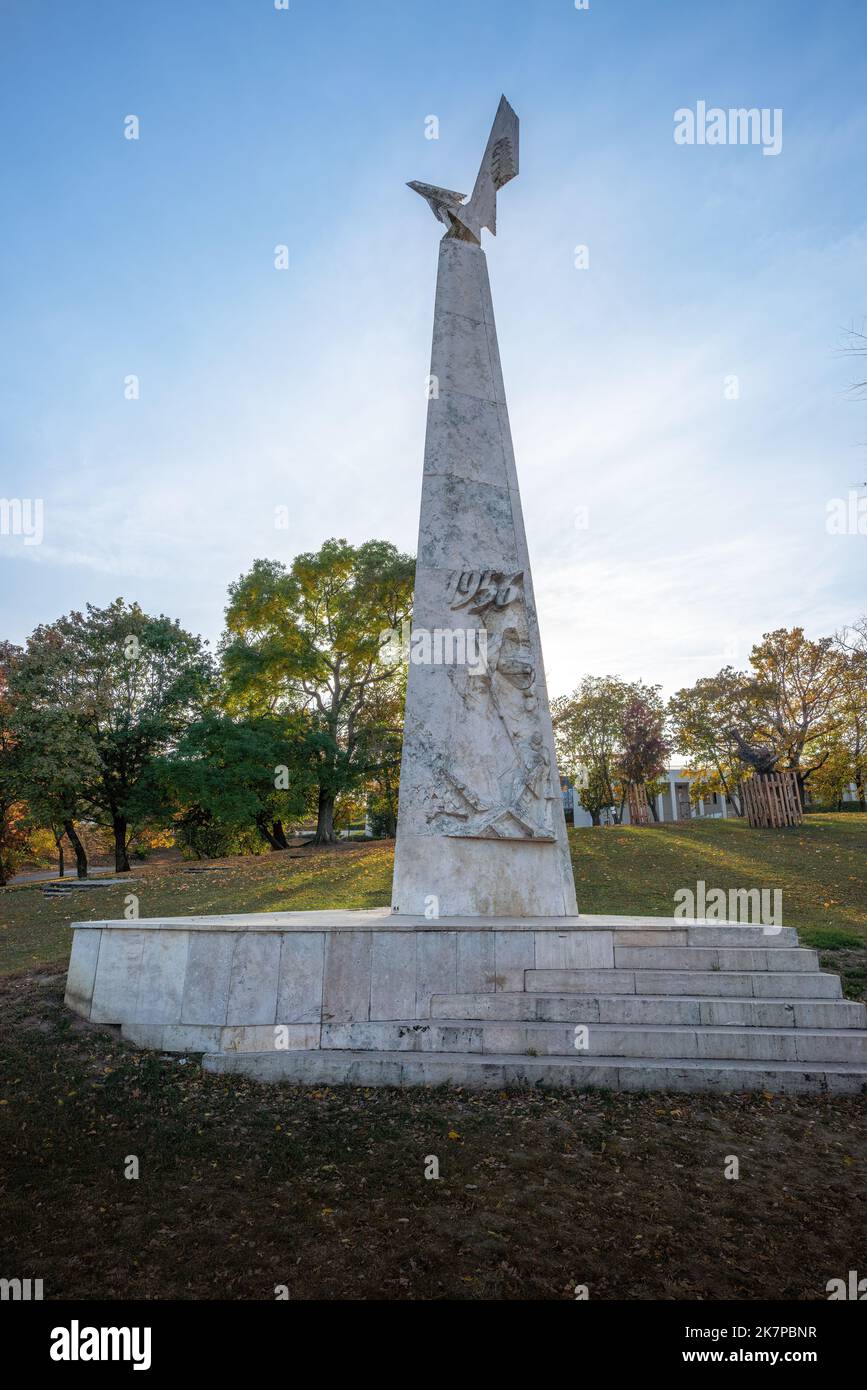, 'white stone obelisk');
392,98,577,918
